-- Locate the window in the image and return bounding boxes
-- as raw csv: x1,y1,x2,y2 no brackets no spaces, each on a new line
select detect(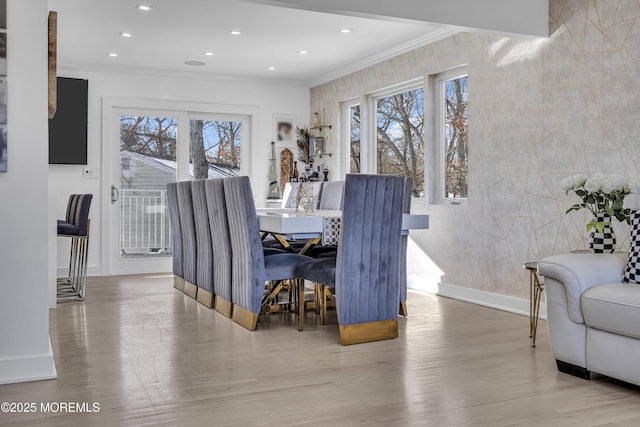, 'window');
374,86,424,197
348,104,361,173
189,119,242,180
436,68,468,201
